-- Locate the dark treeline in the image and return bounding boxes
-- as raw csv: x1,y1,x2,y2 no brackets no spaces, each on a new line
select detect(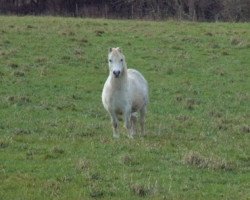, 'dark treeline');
0,0,249,22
